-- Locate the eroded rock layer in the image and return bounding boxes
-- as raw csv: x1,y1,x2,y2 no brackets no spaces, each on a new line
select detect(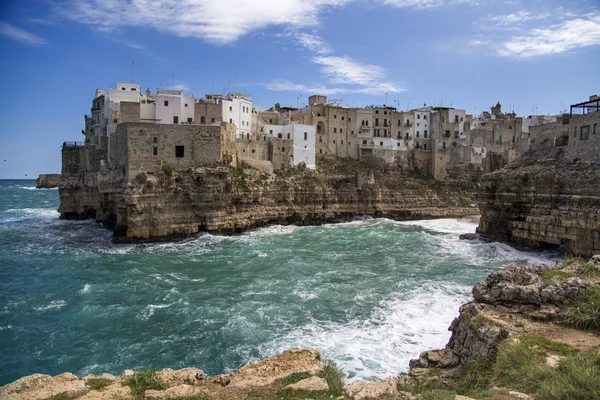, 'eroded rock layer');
476,119,600,257
59,159,478,243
